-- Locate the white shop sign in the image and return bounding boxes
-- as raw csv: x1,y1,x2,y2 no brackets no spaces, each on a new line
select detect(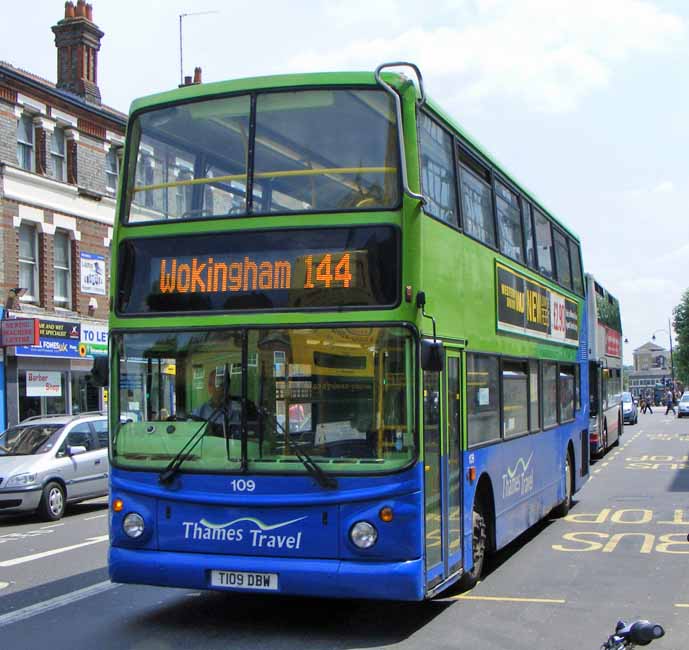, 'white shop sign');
26,371,62,397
